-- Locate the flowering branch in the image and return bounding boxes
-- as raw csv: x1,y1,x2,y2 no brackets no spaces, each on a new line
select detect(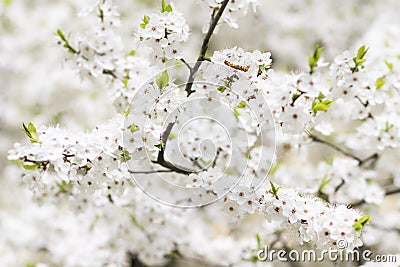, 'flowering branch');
184,0,229,96
151,1,230,175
